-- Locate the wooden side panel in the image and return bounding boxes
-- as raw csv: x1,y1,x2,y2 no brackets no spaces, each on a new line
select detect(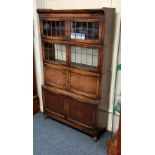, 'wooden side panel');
70,70,99,98
102,8,115,45
67,97,97,128
44,64,68,89
42,87,66,117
